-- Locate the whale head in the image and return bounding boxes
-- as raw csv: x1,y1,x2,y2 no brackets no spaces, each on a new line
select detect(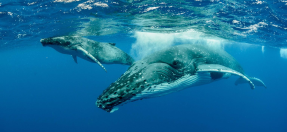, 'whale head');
41,36,82,50
40,36,72,47
40,36,82,55
96,46,199,113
